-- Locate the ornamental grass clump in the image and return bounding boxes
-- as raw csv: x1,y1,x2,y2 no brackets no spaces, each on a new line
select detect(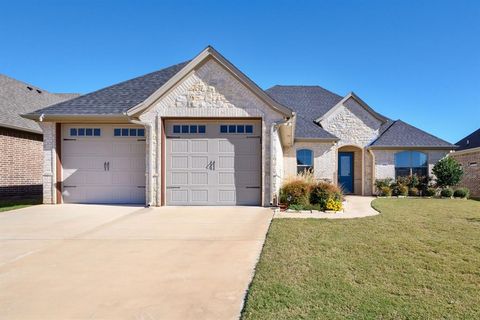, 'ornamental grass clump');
453,188,470,199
